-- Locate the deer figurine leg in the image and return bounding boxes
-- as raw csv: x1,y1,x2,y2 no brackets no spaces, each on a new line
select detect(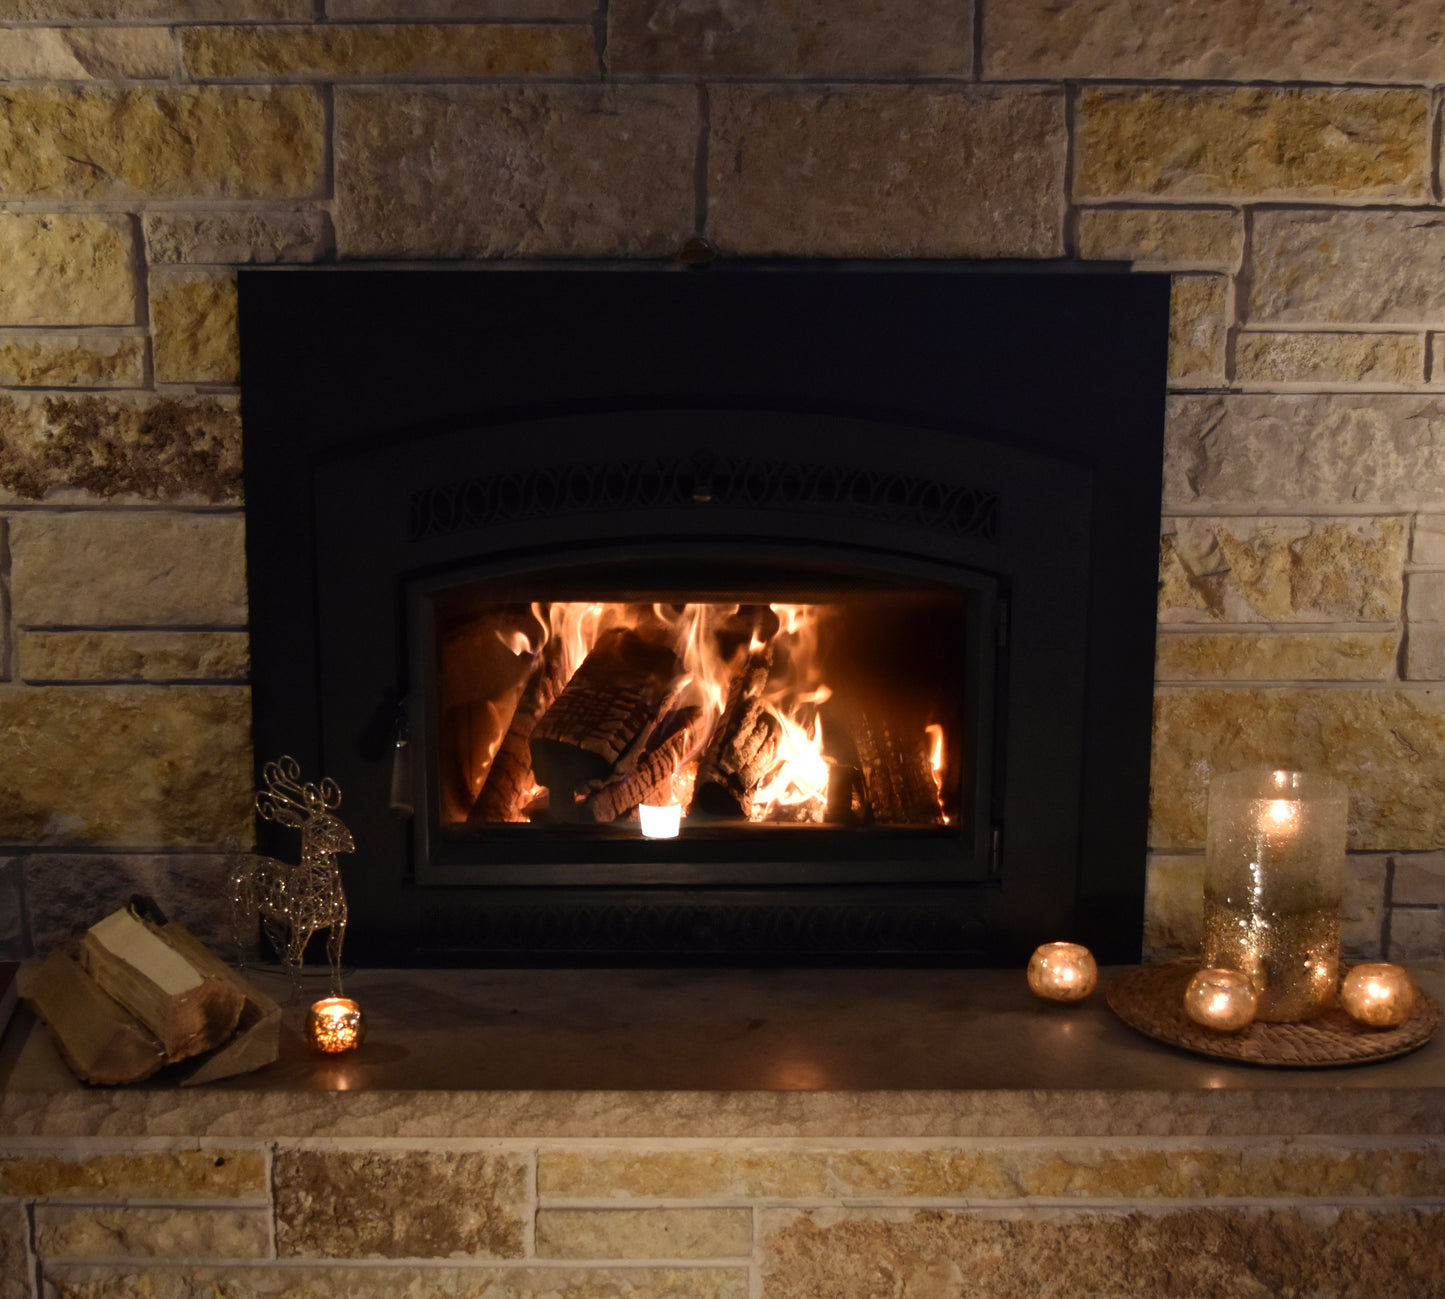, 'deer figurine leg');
325,915,347,997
